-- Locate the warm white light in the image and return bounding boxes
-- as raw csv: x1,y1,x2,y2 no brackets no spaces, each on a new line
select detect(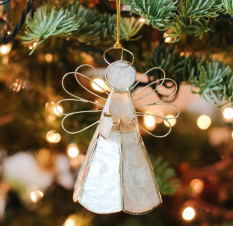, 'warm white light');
54,105,63,115
190,179,204,194
45,53,53,63
63,219,75,226
165,37,172,43
197,115,211,130
182,207,195,221
31,190,43,203
223,108,233,120
0,45,9,54
139,17,146,23
2,56,9,64
92,79,104,92
144,116,156,127
232,131,233,138
0,46,7,54
164,115,176,127
67,144,79,158
46,131,61,143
